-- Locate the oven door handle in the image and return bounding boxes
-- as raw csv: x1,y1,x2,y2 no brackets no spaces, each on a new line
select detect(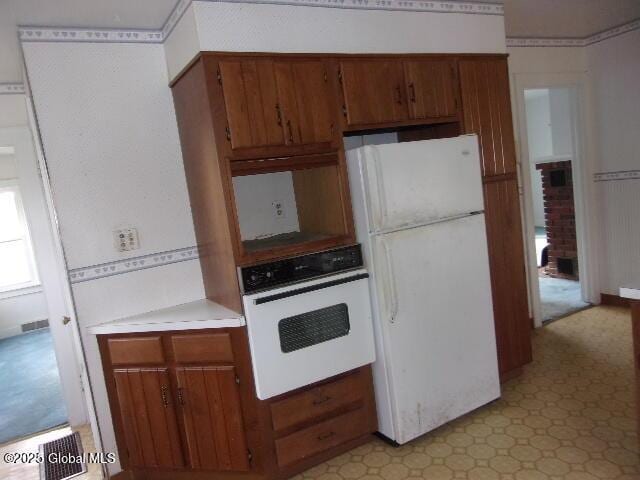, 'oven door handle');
253,273,369,305
381,238,399,324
